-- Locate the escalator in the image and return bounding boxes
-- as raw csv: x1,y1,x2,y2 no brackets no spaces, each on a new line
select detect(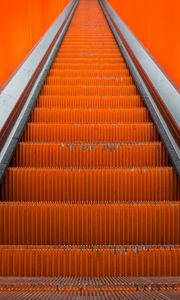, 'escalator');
0,0,179,298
